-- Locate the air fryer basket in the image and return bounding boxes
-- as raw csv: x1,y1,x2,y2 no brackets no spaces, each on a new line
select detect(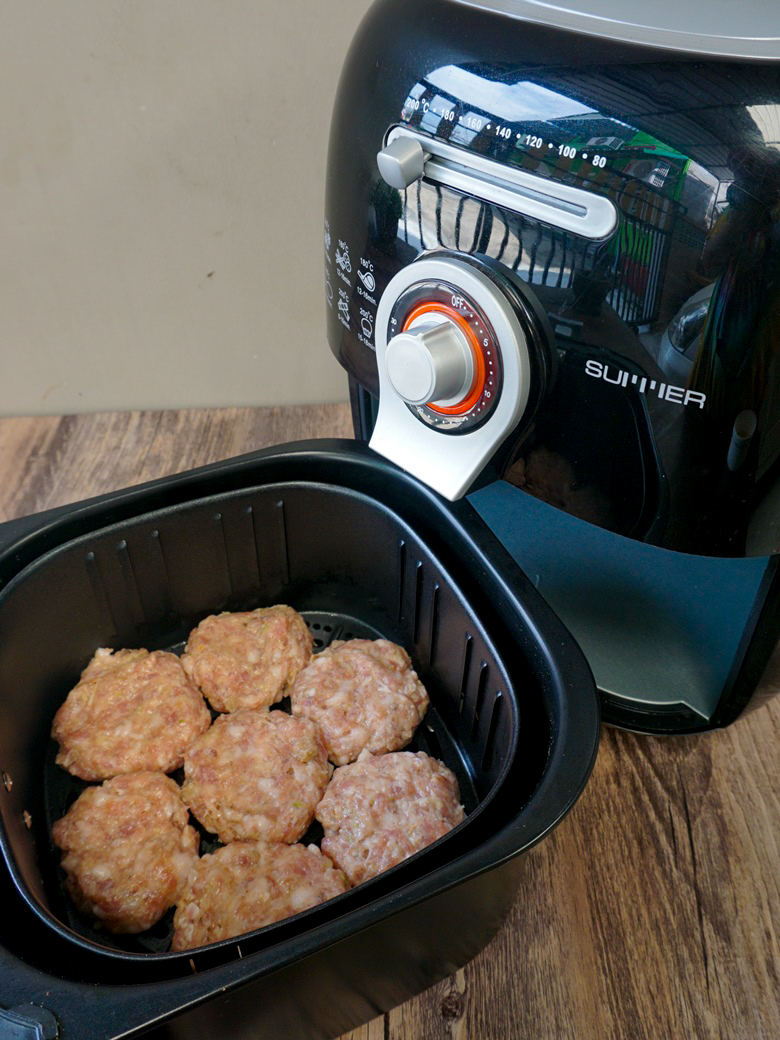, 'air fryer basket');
0,441,599,1040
